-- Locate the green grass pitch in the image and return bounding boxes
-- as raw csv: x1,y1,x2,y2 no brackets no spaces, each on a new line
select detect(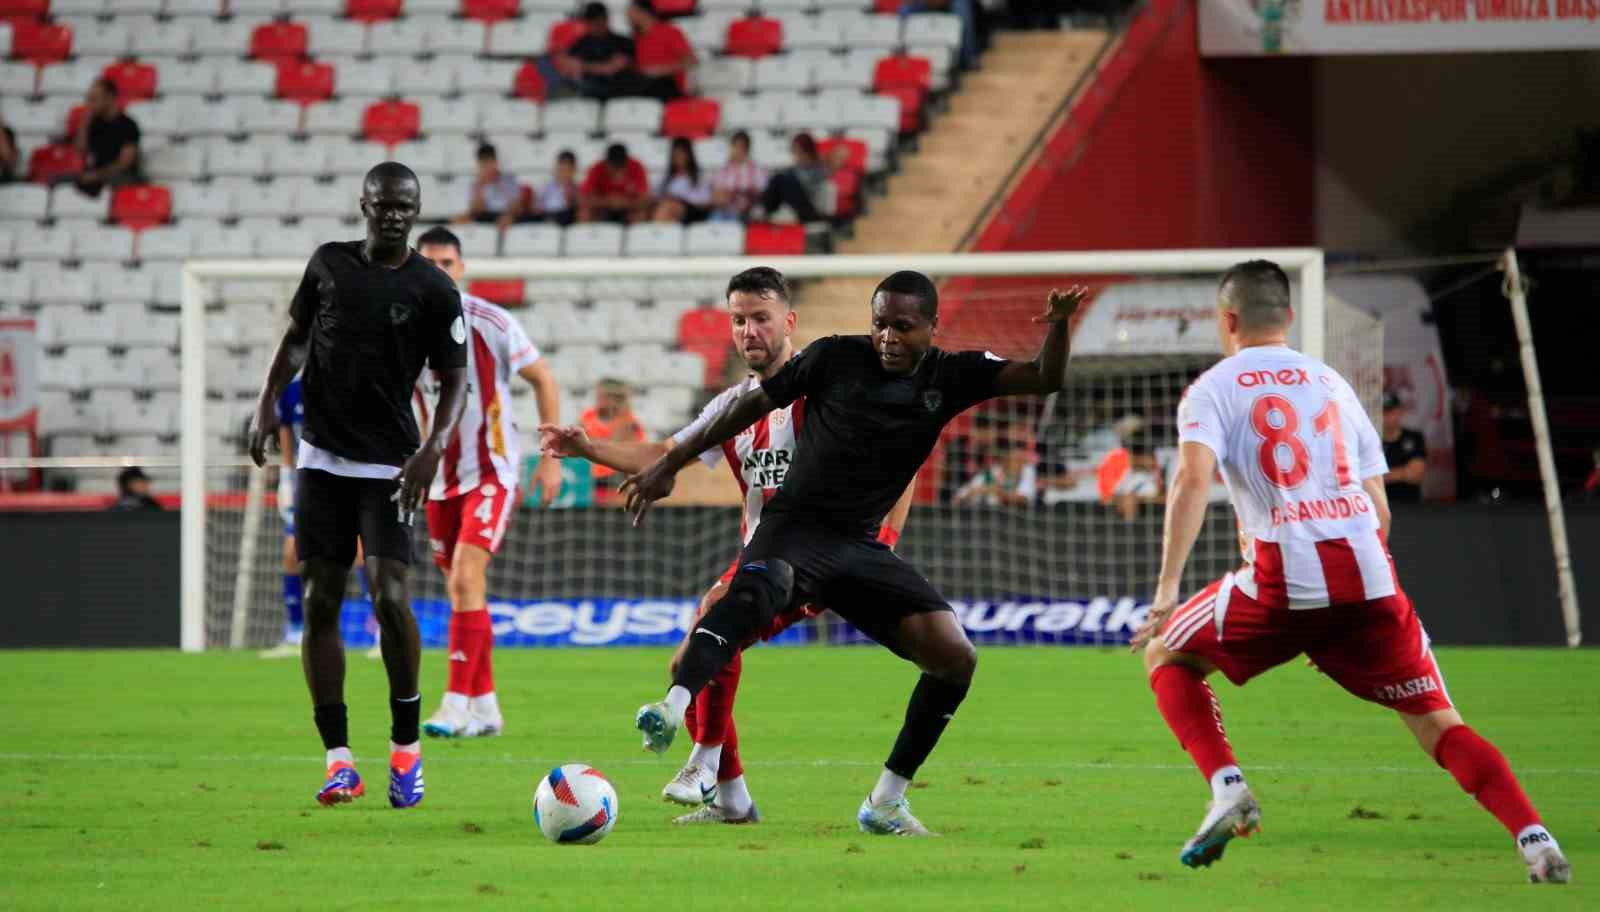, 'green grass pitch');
3,646,1596,910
